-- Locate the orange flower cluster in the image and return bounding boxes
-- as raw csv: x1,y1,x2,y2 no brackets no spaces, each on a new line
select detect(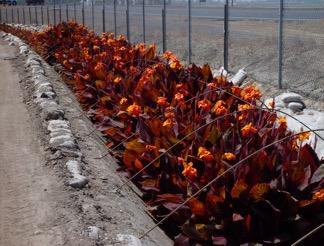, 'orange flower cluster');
182,161,197,180
198,147,213,161
298,131,311,141
277,116,287,128
240,85,261,101
127,104,141,116
198,99,212,112
213,100,229,116
223,152,236,161
241,123,258,137
157,96,169,107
